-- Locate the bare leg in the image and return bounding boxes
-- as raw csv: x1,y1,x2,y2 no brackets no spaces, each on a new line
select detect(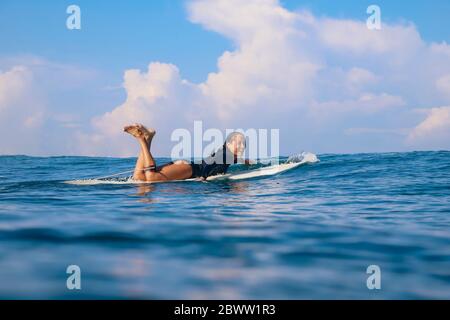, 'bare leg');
133,149,147,181
124,124,155,181
132,141,149,181
125,124,193,182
